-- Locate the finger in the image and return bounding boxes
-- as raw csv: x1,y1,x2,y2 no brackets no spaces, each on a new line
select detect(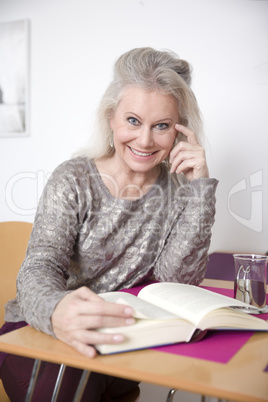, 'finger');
170,158,196,175
63,288,135,318
76,287,135,319
74,329,125,346
175,124,199,145
170,147,198,173
71,300,134,318
63,314,136,331
174,158,209,179
174,159,197,175
170,149,195,168
57,300,135,332
169,138,200,165
70,330,126,357
71,340,98,358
